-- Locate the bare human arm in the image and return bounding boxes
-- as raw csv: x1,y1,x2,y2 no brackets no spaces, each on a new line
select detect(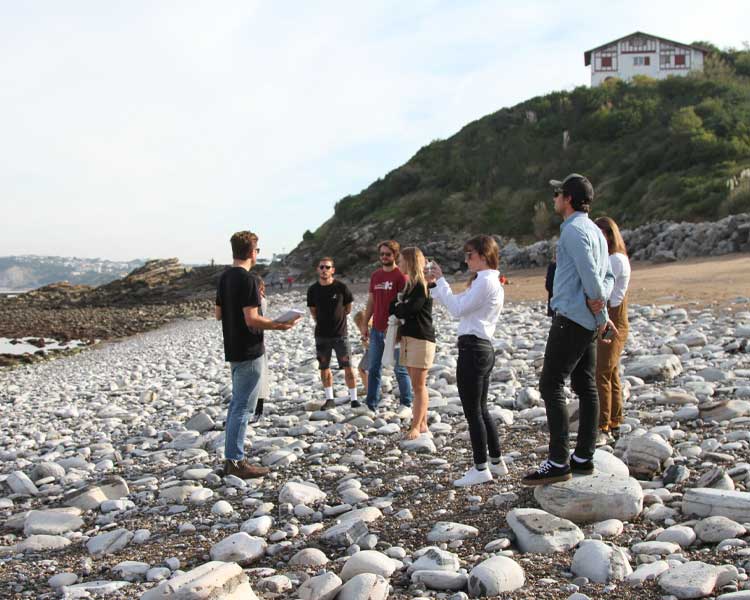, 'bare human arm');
309,307,318,322
344,303,352,315
215,305,222,320
244,306,299,331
